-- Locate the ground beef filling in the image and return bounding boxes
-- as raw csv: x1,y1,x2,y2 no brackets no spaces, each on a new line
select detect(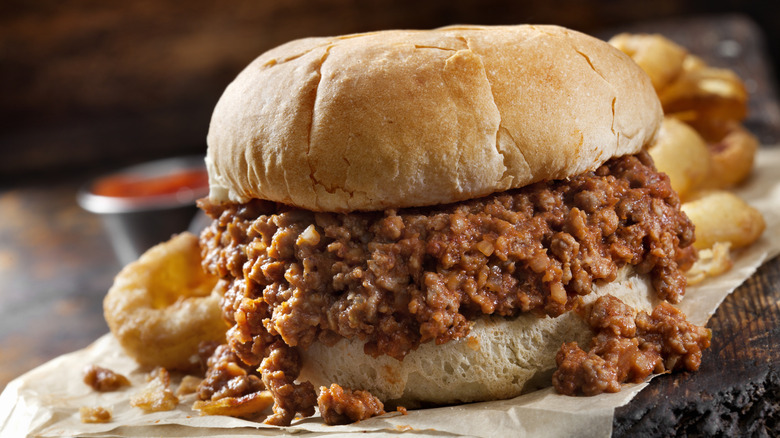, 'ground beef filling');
197,151,699,425
553,295,711,395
